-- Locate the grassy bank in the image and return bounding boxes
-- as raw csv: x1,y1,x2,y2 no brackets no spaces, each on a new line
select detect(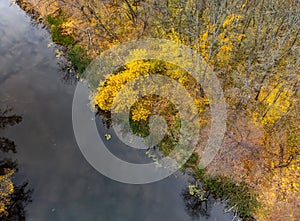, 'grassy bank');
130,111,260,220
46,11,91,75
16,0,91,76
15,1,265,220
192,168,261,220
